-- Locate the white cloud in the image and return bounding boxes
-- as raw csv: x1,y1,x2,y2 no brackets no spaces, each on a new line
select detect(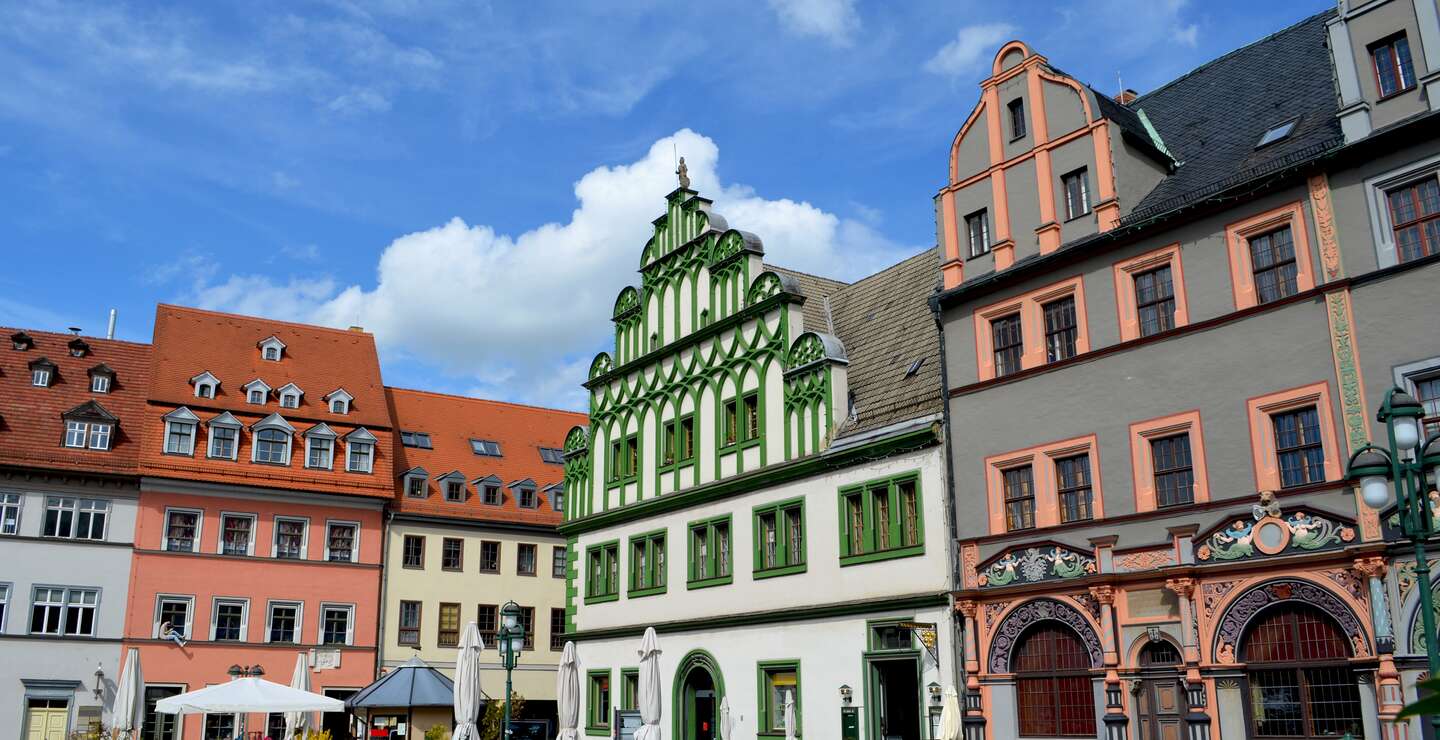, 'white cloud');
925,23,1015,78
1171,23,1198,48
186,129,913,409
767,0,860,46
327,87,392,114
